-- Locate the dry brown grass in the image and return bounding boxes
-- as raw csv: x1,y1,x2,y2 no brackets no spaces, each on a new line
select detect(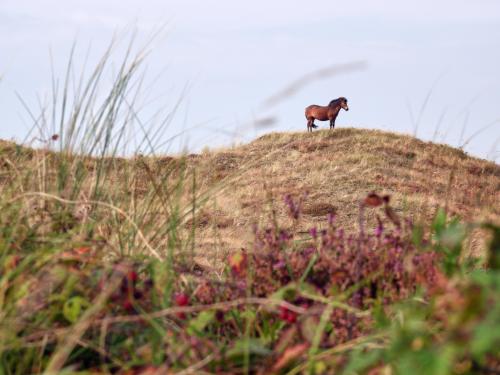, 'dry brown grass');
1,128,498,262
188,128,499,256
